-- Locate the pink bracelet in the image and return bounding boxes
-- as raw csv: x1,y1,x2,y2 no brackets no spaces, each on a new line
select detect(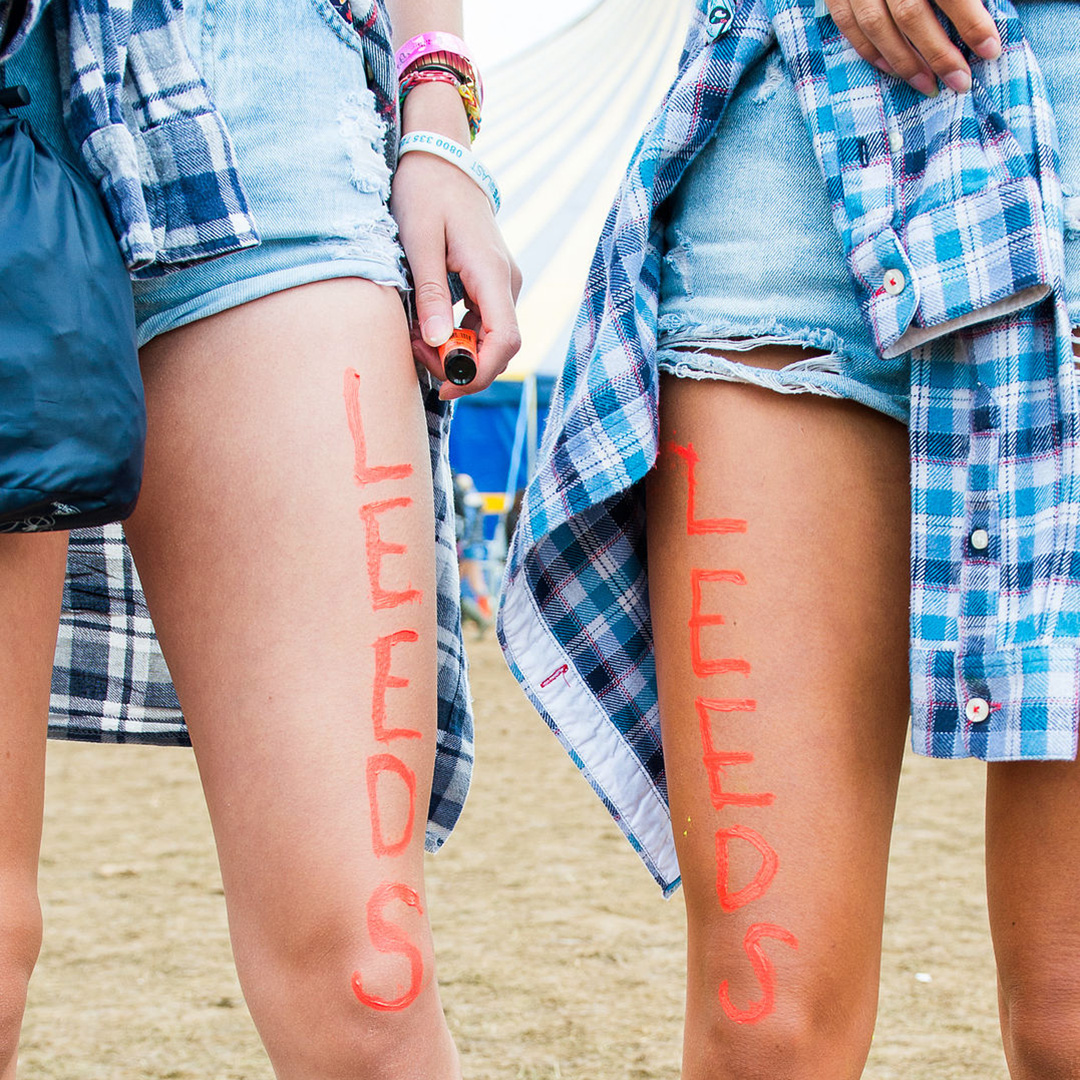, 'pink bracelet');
395,31,476,79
